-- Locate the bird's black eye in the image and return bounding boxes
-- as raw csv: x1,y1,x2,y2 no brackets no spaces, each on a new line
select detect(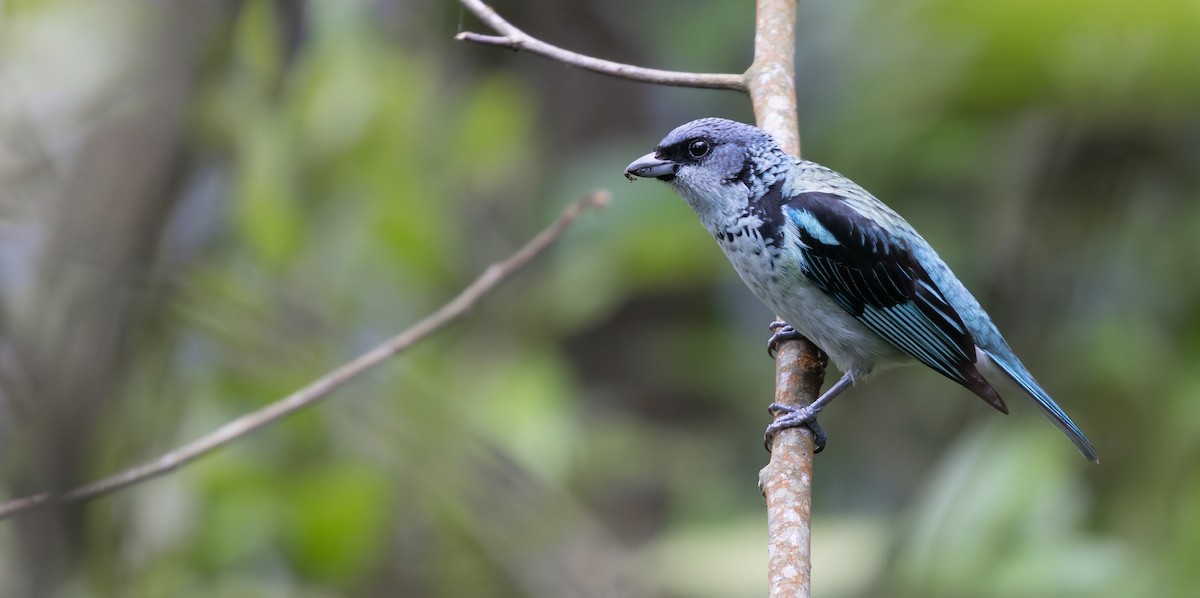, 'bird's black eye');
688,139,711,159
